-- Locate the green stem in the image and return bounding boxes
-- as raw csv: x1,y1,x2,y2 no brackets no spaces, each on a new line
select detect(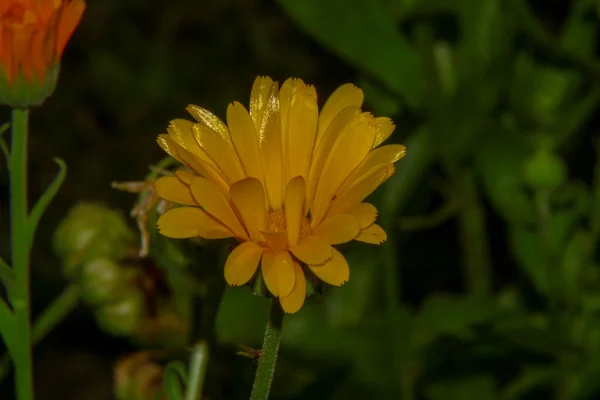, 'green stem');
10,107,34,400
0,284,80,383
250,300,284,400
456,168,493,297
184,342,209,400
